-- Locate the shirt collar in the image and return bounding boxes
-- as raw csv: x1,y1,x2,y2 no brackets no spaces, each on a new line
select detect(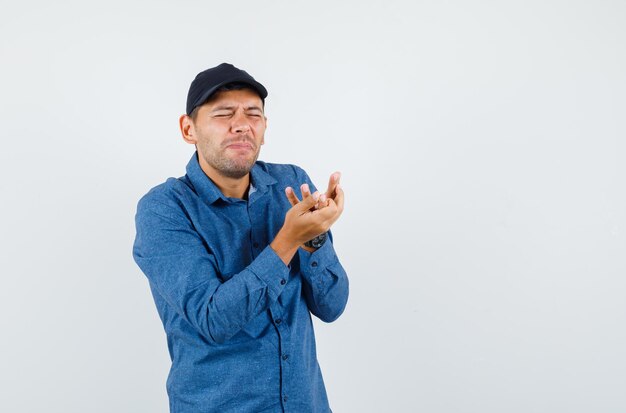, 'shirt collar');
185,152,277,205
